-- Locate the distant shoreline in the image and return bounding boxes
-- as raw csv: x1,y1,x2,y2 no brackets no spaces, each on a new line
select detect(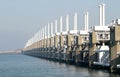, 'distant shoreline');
0,49,22,54
0,53,22,55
